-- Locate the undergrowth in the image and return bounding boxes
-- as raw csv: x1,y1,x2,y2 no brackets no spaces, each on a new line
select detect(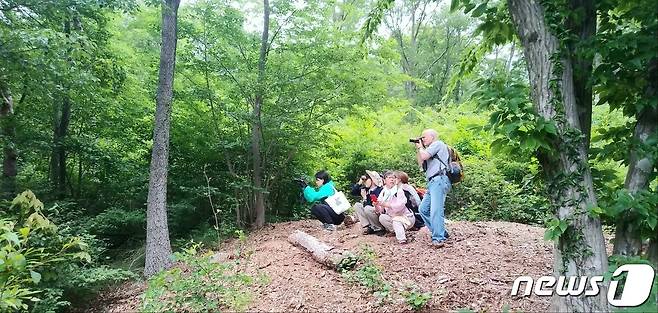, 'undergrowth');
141,242,267,312
342,245,432,311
